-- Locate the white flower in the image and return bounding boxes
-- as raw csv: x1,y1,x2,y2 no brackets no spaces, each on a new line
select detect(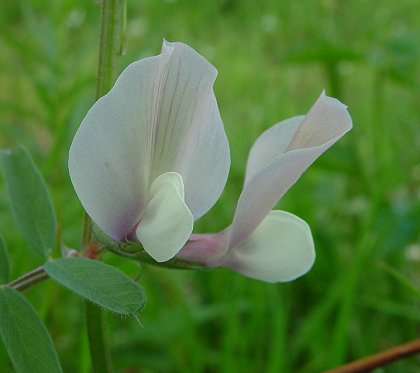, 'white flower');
69,41,230,262
69,40,352,283
177,92,352,282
